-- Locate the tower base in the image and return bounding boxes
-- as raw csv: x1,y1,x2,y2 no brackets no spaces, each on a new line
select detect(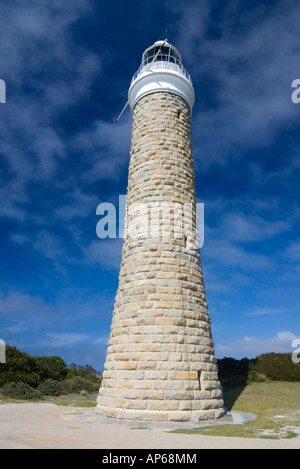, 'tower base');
95,404,226,423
